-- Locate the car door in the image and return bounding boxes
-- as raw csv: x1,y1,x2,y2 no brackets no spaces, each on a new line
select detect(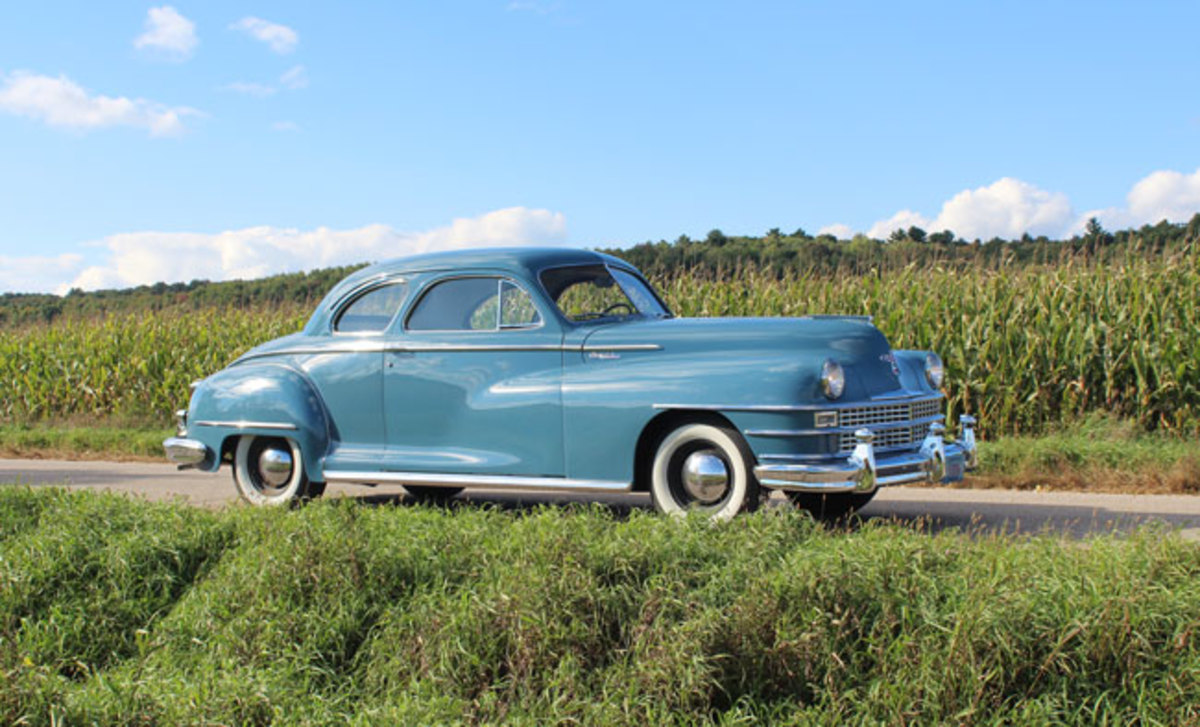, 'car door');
302,279,409,469
381,274,565,476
